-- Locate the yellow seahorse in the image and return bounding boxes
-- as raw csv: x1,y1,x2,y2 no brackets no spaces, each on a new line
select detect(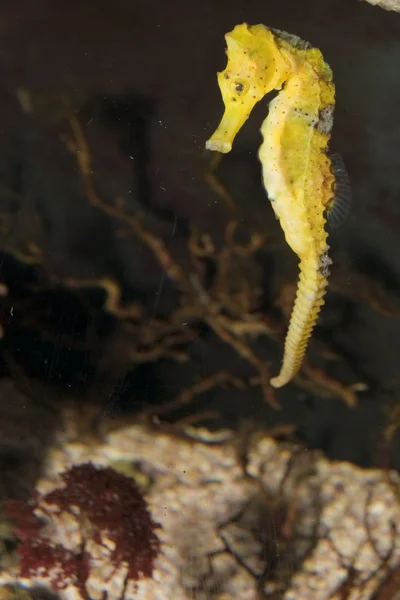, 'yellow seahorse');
206,24,345,388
